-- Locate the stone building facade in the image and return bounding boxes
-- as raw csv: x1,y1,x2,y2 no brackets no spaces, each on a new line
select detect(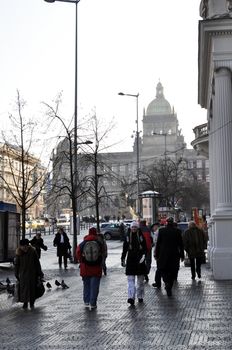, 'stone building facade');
198,0,232,279
51,82,209,221
0,142,46,219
